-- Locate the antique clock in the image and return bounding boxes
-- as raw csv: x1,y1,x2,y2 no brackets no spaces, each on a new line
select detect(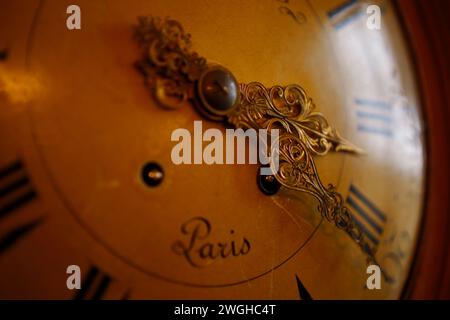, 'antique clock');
0,0,448,299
